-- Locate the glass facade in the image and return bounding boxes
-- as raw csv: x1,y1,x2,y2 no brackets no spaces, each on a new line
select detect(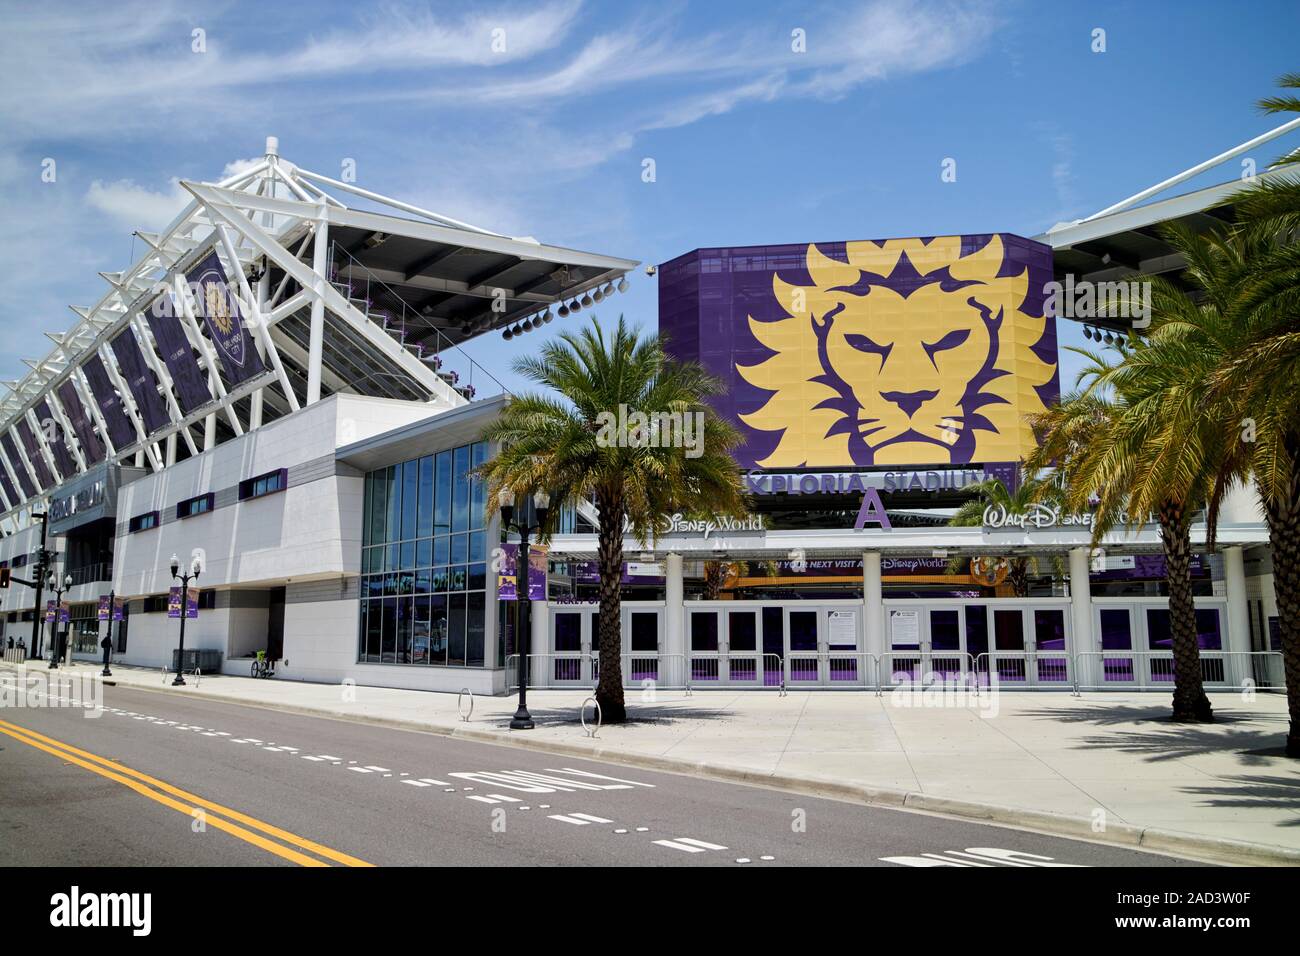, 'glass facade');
358,441,489,666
